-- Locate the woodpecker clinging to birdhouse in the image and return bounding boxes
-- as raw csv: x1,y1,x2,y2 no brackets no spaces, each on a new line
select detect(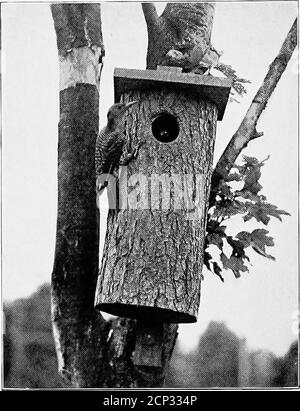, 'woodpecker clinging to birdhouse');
95,101,138,195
